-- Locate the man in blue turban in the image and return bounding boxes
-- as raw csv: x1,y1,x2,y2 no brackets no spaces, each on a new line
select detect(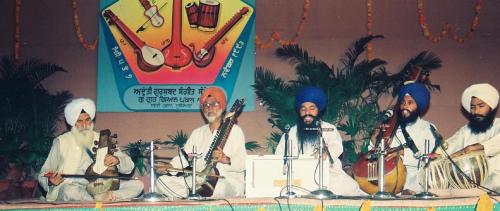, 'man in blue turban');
274,86,366,196
385,82,438,195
